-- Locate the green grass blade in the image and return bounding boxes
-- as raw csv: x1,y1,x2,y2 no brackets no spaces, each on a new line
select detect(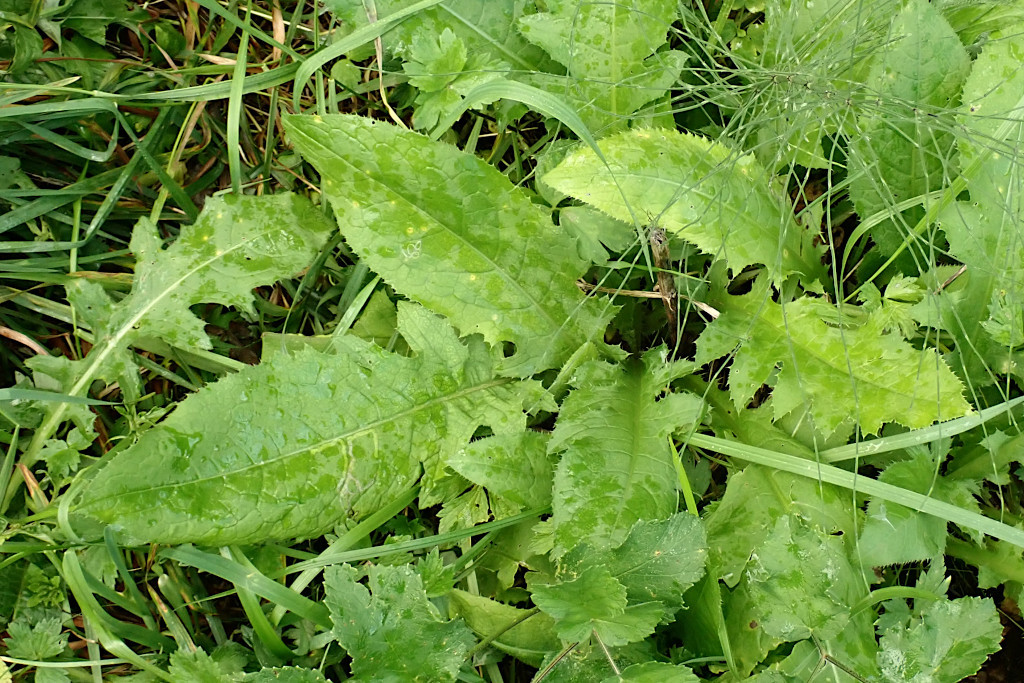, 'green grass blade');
292,0,447,108
160,546,331,629
685,432,1024,548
